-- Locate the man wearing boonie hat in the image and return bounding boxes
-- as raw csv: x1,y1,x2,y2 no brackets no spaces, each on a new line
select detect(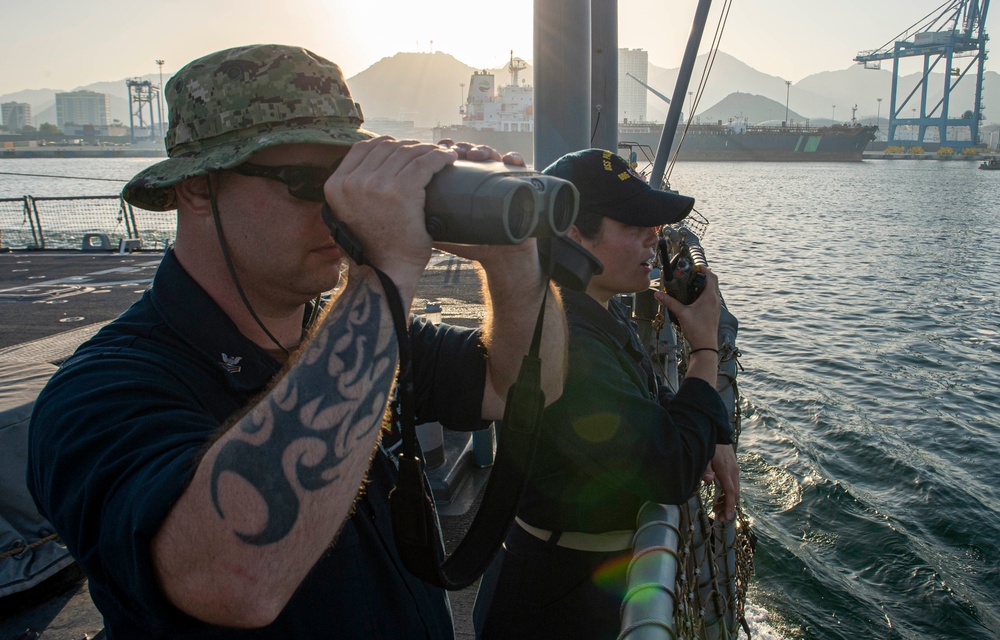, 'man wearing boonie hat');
27,43,566,638
474,149,739,639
